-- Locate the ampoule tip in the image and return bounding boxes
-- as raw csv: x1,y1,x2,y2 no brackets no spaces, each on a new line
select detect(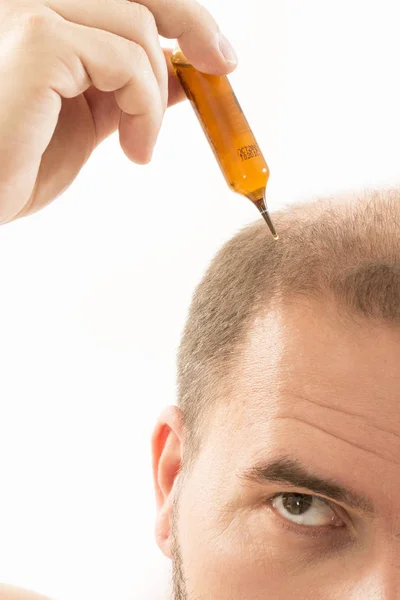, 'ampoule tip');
261,209,279,240
253,197,279,240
